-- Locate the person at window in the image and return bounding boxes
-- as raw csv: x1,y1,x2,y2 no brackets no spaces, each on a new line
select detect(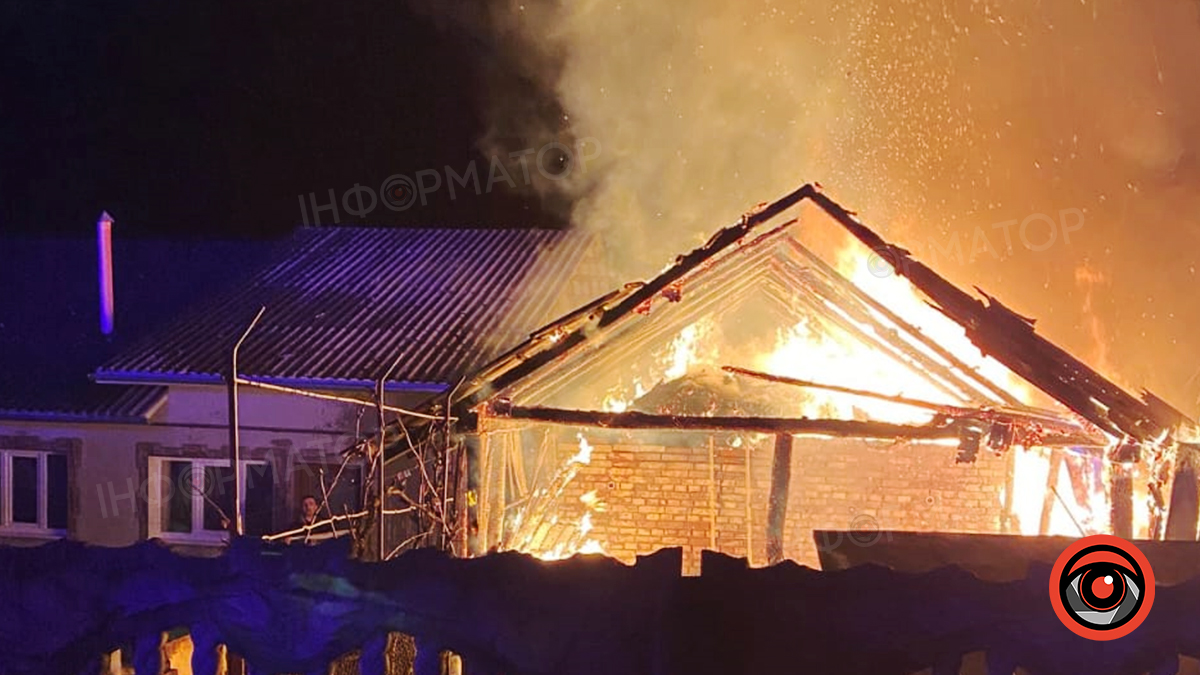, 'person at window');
287,495,338,544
